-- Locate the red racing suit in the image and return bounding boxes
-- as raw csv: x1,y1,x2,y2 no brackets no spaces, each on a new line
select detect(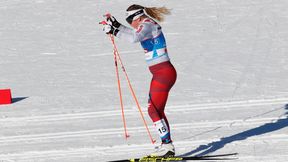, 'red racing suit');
116,18,177,143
